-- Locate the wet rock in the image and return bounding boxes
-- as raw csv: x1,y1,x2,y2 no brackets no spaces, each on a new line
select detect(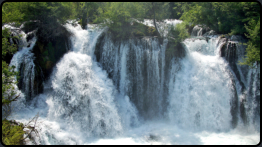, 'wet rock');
203,30,216,36
25,24,72,99
191,25,211,36
26,33,35,42
230,35,239,41
148,134,161,141
32,25,71,82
